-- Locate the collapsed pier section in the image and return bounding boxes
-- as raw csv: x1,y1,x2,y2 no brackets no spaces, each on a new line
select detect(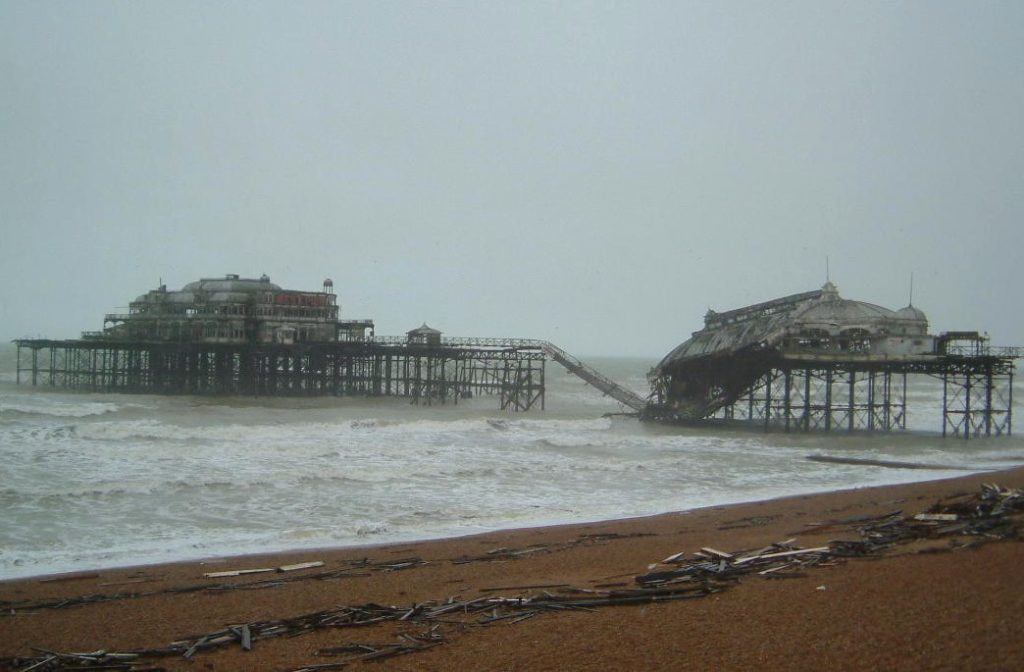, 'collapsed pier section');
647,283,1020,438
14,338,547,412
